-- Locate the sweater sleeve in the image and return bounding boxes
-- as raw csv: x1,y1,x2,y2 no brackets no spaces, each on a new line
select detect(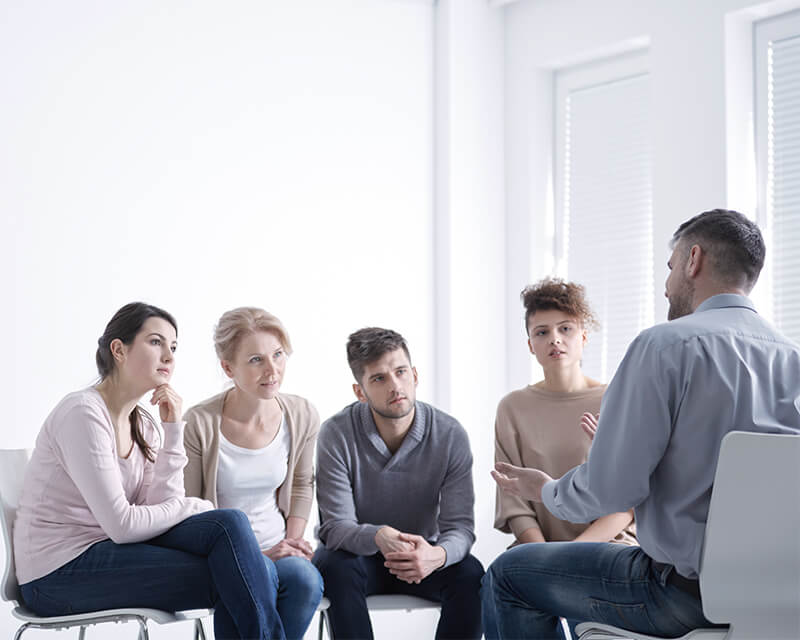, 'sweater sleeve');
436,423,476,567
54,403,211,544
316,421,382,555
288,401,320,521
493,401,541,538
183,408,205,501
141,414,190,505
